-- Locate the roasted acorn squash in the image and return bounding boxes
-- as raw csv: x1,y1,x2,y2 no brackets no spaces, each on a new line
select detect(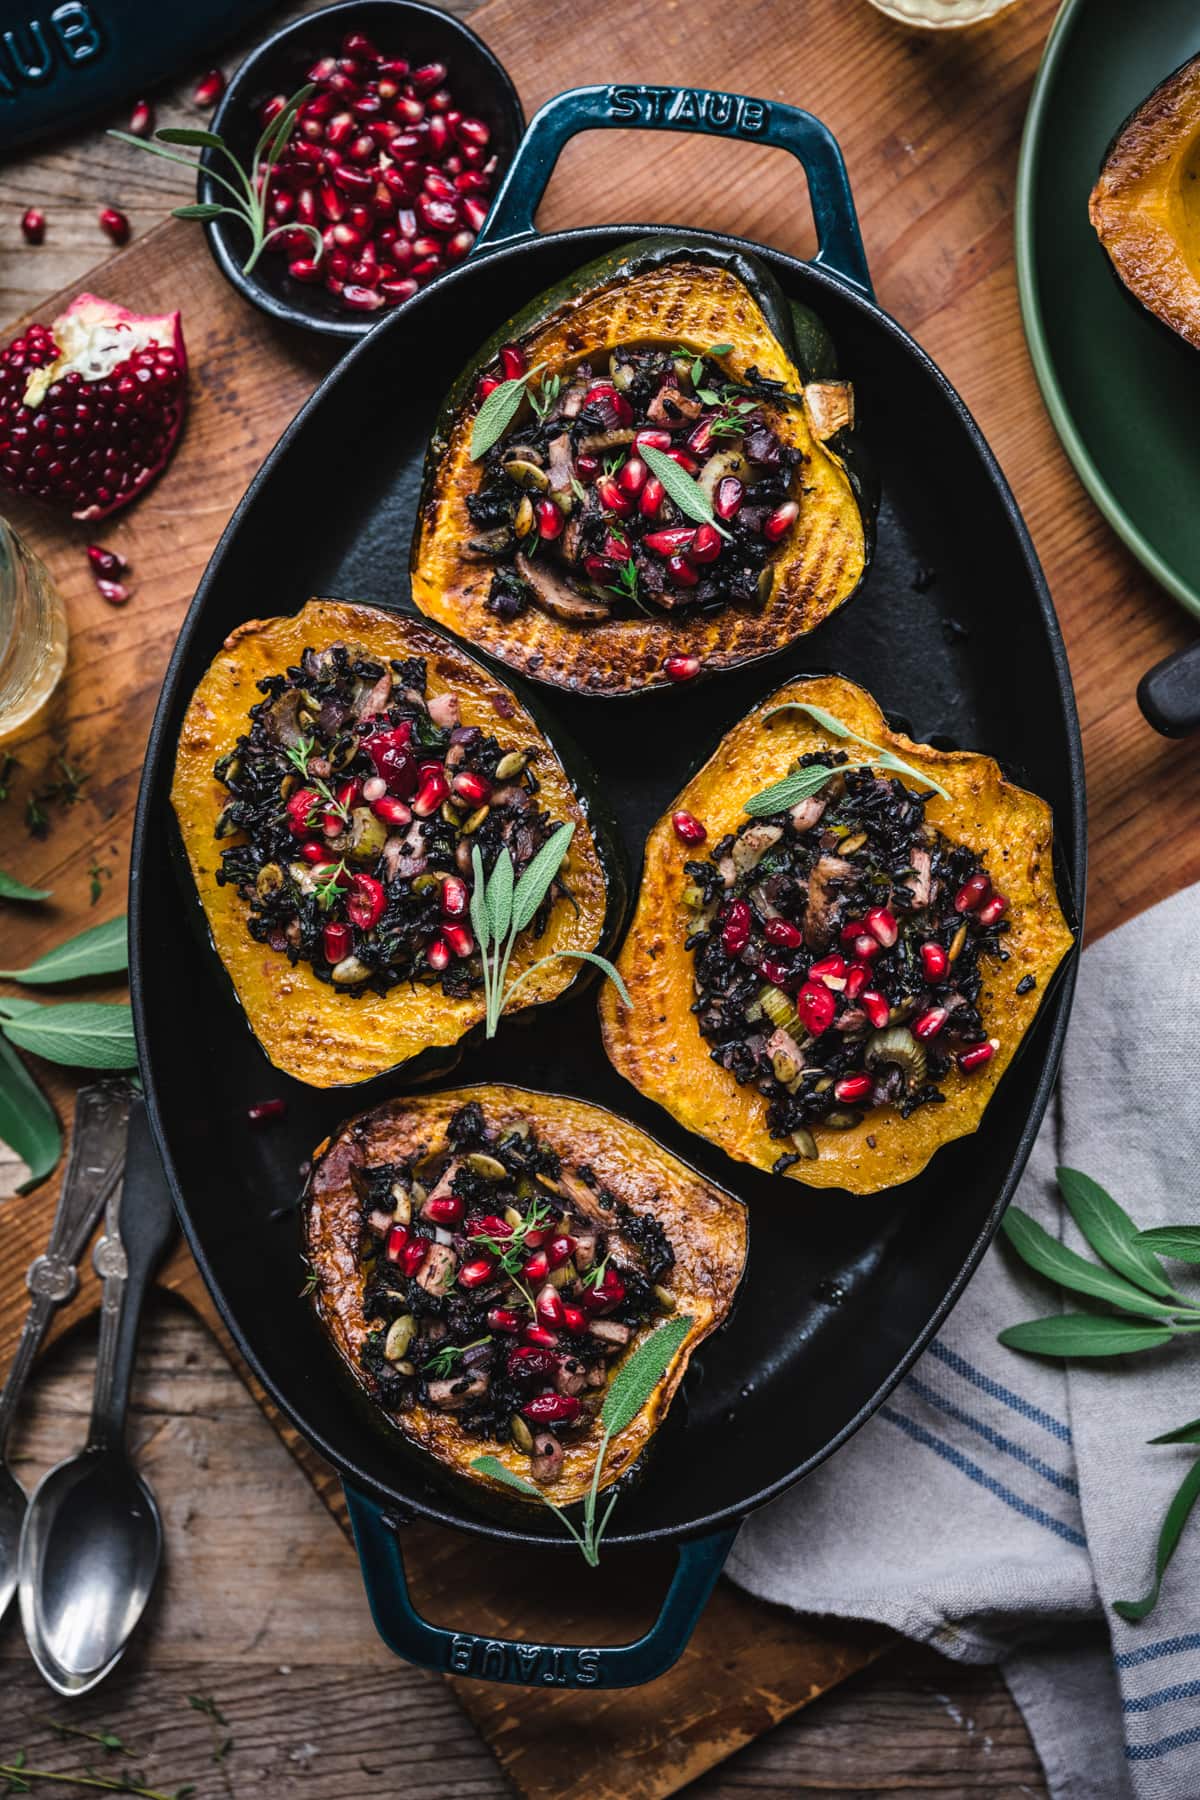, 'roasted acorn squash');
411,236,874,696
172,601,623,1088
1089,52,1200,350
304,1085,747,1507
600,675,1074,1194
